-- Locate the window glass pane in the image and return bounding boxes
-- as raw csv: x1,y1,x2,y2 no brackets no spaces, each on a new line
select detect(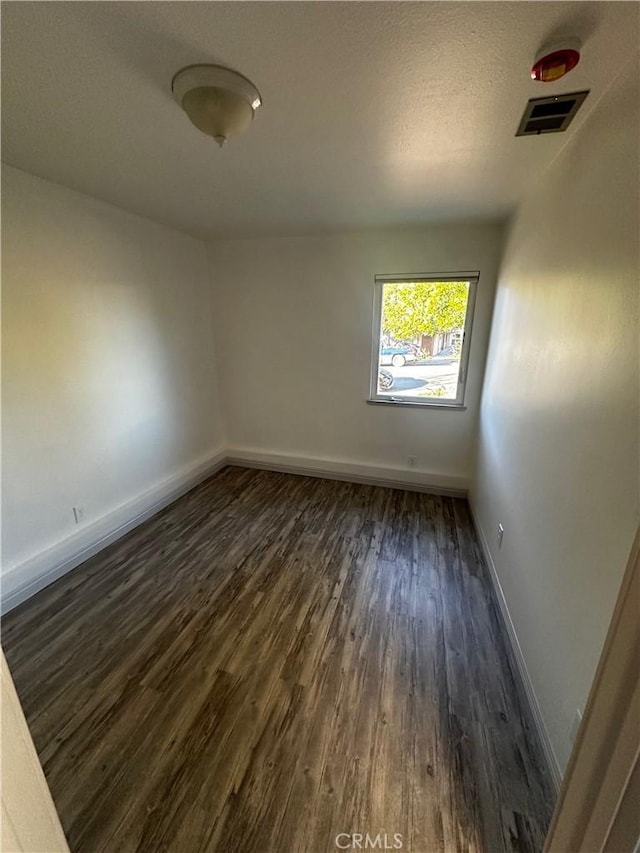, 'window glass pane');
376,280,471,402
